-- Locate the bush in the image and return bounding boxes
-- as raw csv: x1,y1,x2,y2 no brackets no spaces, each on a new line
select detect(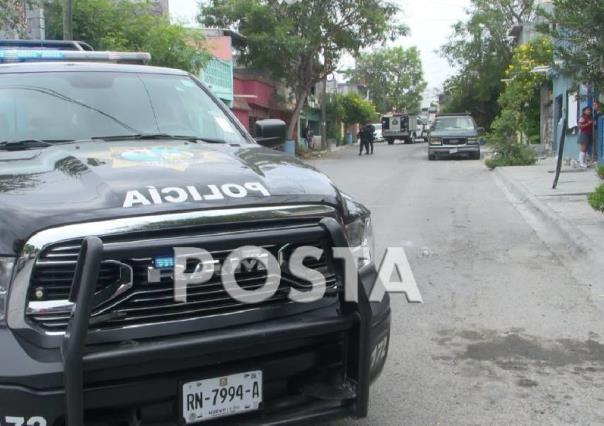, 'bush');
340,93,377,126
597,165,604,180
485,142,537,170
588,184,604,213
